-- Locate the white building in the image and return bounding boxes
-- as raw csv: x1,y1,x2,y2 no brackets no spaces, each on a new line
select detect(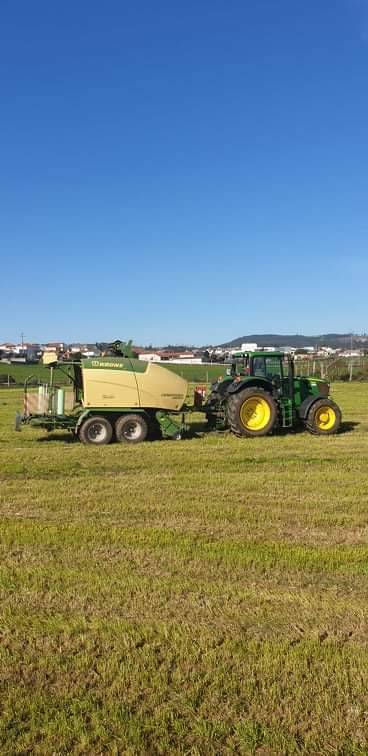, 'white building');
138,353,162,362
168,358,203,364
241,342,258,351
